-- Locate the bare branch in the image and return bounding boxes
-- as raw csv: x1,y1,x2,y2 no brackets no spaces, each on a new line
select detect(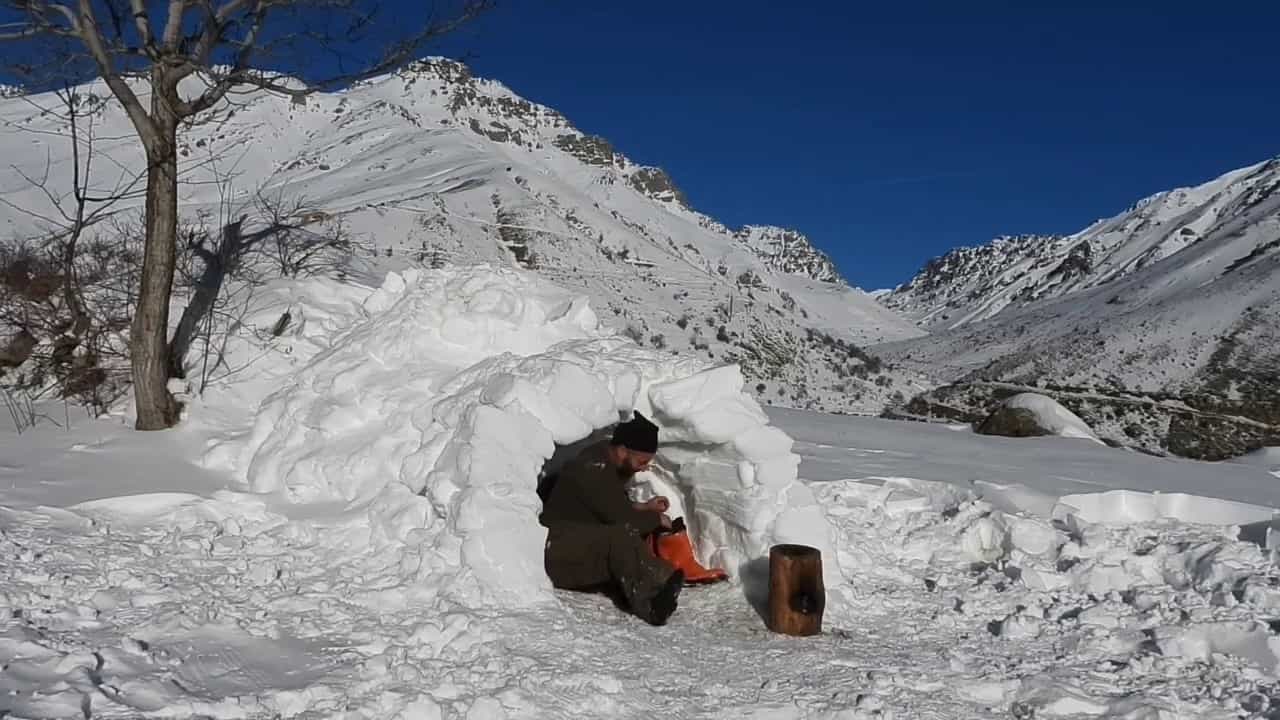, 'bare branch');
160,0,187,48
177,0,492,113
0,25,42,40
309,0,494,92
174,0,271,115
127,0,154,51
74,0,161,145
